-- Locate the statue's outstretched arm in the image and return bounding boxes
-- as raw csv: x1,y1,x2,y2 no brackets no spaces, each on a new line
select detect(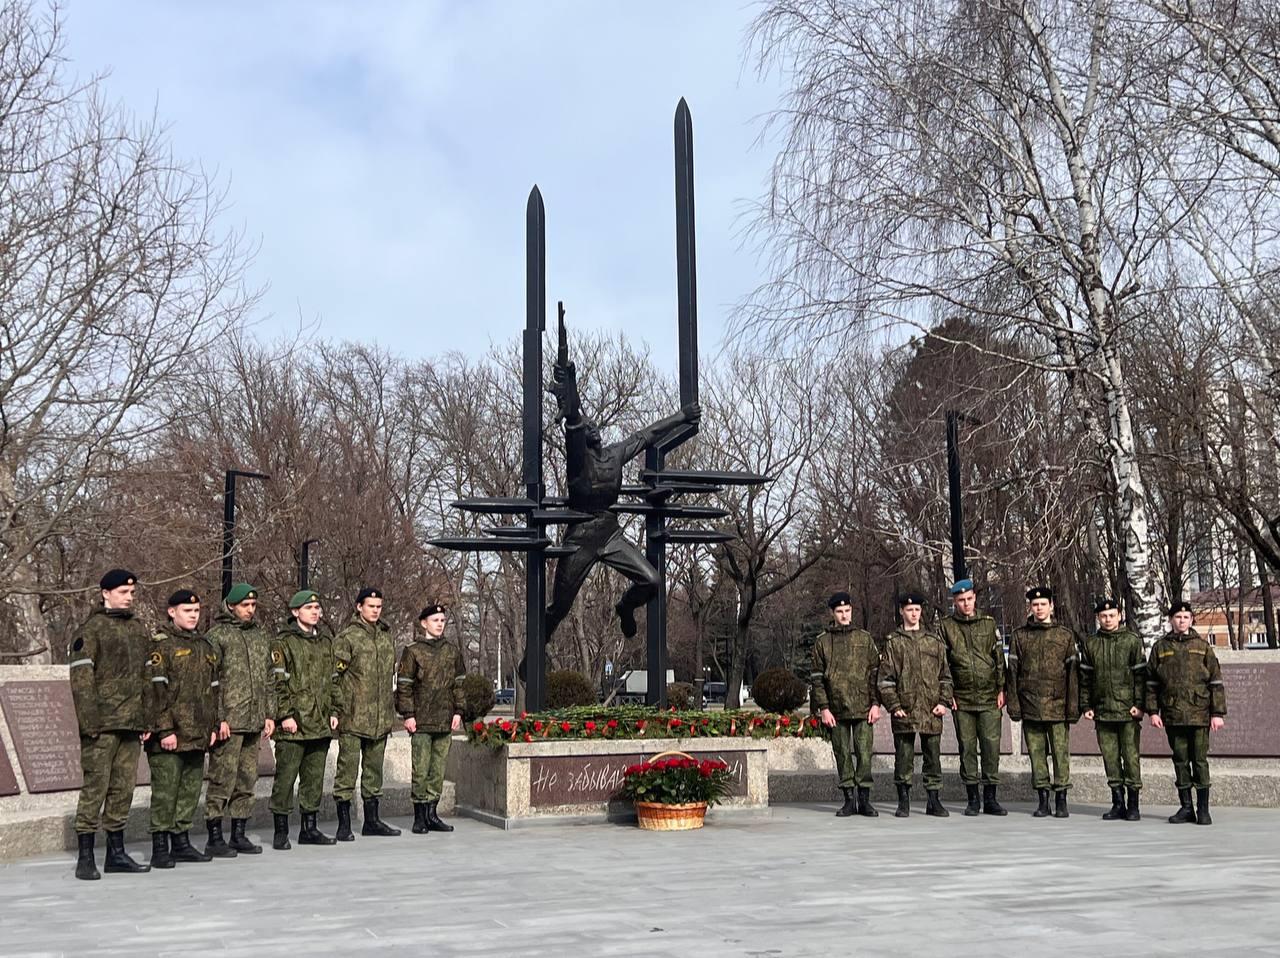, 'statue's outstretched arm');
618,402,701,463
